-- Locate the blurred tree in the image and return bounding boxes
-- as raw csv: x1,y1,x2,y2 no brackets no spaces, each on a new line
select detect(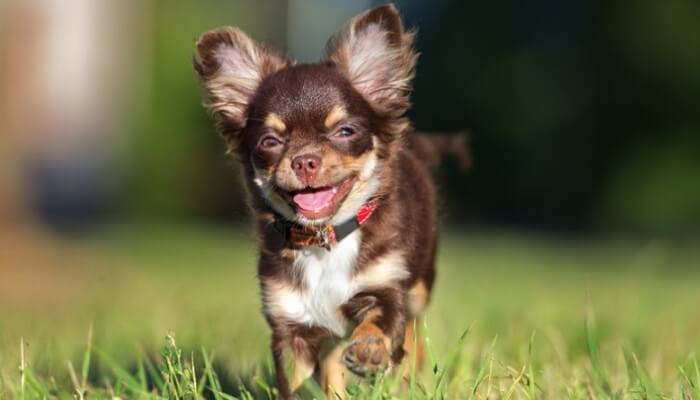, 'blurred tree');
397,0,700,234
